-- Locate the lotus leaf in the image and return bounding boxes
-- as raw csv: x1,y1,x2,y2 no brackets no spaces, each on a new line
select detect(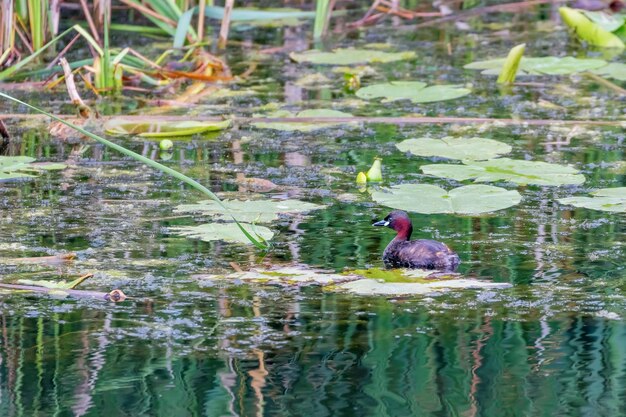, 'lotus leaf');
581,10,626,33
396,137,511,161
104,119,231,138
465,56,608,75
338,278,511,296
251,109,355,132
422,158,585,186
171,223,274,244
174,198,324,222
289,48,416,65
371,184,521,214
0,156,66,181
356,81,471,103
558,187,626,212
